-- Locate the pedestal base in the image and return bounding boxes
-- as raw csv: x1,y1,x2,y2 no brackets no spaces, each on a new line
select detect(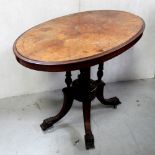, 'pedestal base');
40,64,121,149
